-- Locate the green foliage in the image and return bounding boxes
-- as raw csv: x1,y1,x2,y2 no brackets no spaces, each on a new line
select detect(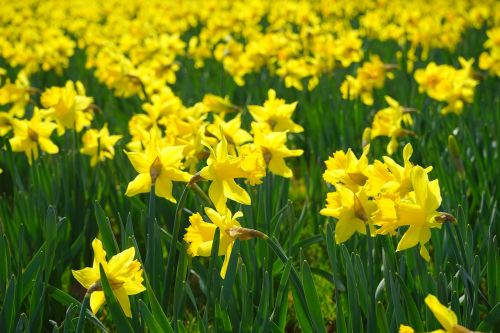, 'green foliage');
0,23,499,333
